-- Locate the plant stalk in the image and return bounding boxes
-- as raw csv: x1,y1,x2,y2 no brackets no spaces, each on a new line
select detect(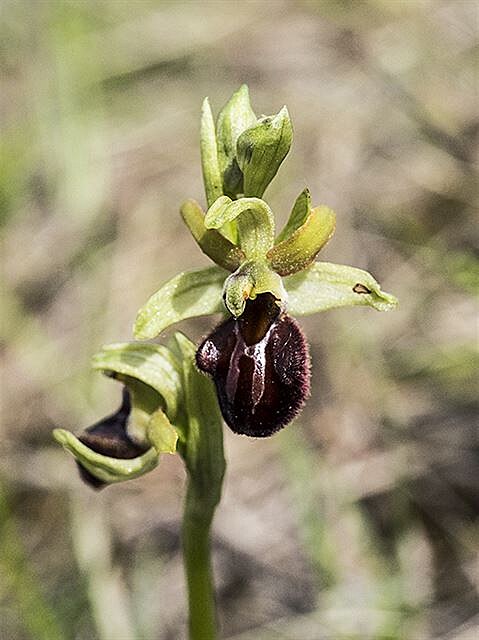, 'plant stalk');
174,332,225,640
182,482,218,640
